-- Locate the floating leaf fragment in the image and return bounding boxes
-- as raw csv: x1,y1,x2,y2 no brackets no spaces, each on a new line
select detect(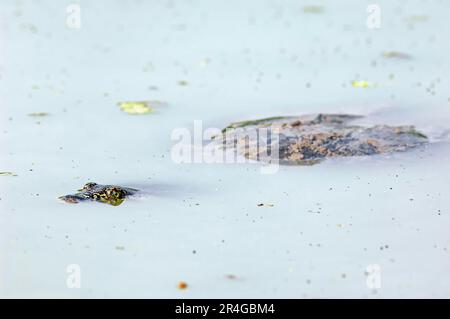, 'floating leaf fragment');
142,62,154,73
0,172,17,176
178,80,188,86
20,23,39,33
118,101,154,114
406,15,429,23
351,80,374,88
302,6,324,14
29,24,38,33
177,281,188,290
382,51,412,60
118,100,167,115
28,112,50,117
199,58,211,67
